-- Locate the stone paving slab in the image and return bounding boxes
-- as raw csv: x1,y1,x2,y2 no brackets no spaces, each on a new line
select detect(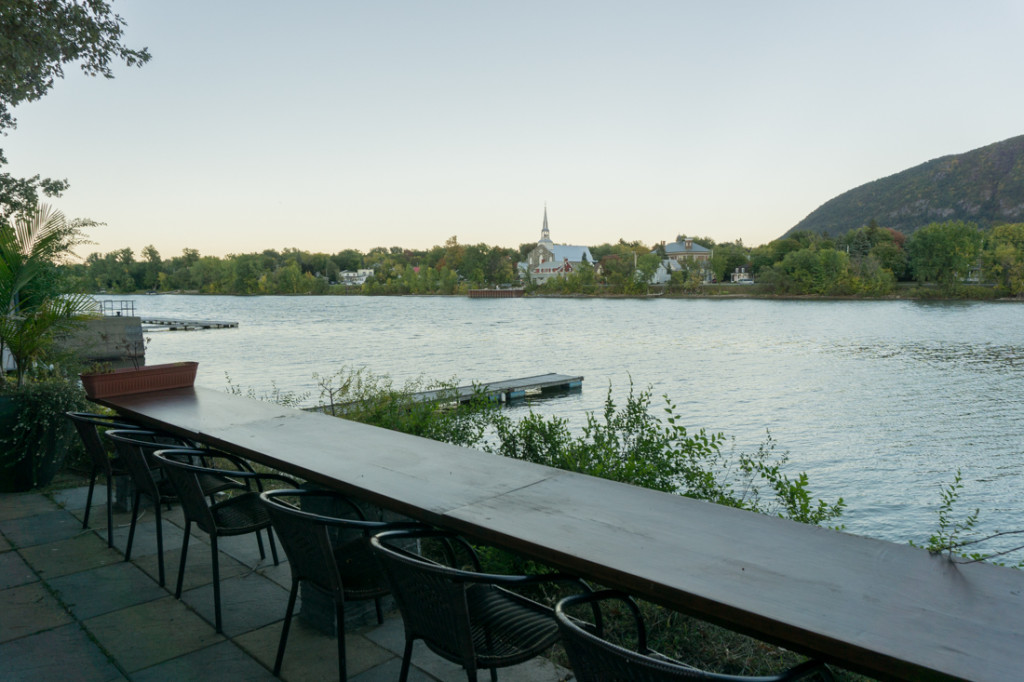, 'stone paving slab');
84,595,224,673
49,561,167,620
0,531,12,553
131,639,278,682
0,508,85,548
0,493,57,522
17,531,123,580
0,622,125,681
181,570,290,638
0,581,74,643
0,549,37,589
134,537,251,592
